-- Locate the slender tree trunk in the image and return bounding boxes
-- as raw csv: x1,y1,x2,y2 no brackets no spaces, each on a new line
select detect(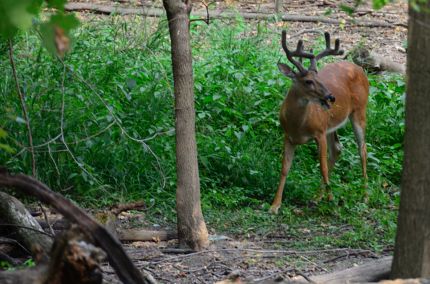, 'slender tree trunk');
275,0,283,13
391,1,430,278
163,0,209,251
